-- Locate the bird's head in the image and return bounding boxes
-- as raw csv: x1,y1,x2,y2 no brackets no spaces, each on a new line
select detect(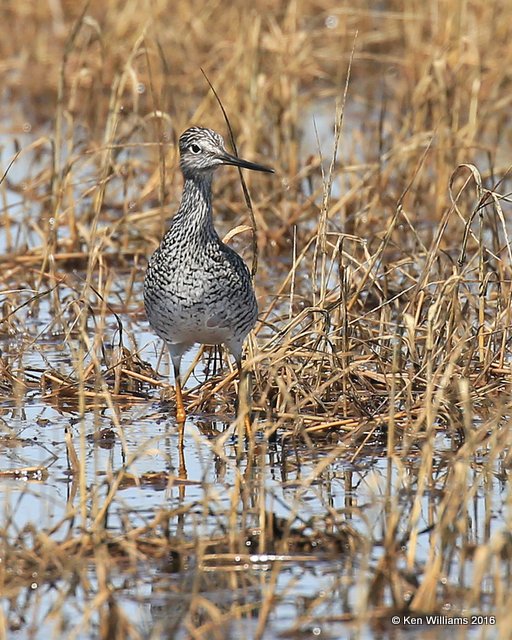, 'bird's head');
178,126,274,179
